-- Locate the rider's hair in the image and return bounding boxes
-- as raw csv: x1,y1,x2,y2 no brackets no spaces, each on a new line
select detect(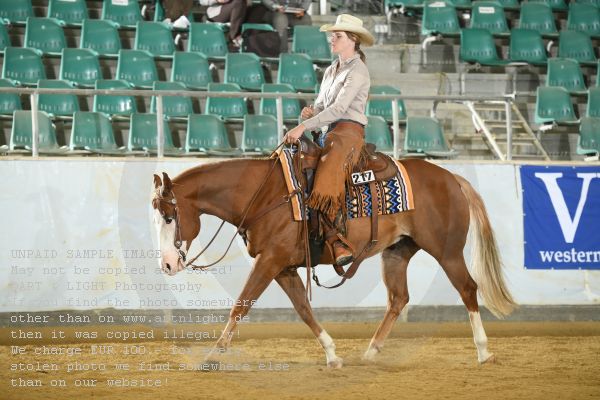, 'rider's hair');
346,32,366,63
